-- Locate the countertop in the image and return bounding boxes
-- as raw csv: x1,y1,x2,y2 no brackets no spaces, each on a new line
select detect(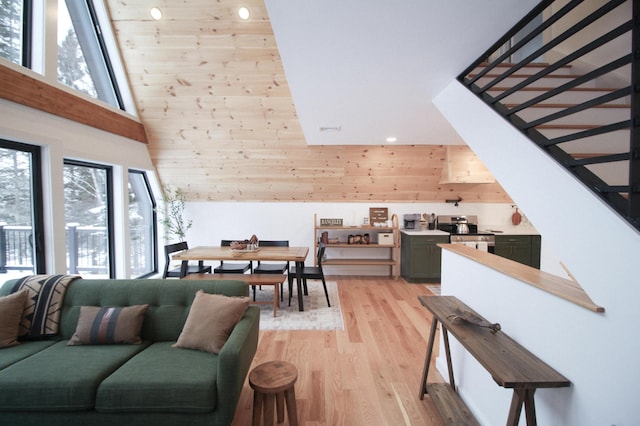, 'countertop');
401,229,450,236
401,224,539,236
